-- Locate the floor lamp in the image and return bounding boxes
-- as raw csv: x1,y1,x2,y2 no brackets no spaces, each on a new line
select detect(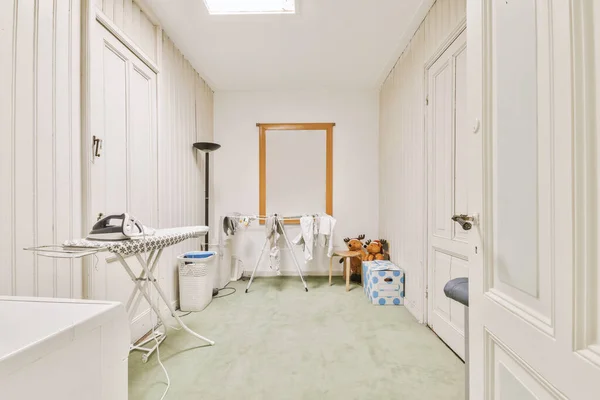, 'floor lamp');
193,142,221,294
